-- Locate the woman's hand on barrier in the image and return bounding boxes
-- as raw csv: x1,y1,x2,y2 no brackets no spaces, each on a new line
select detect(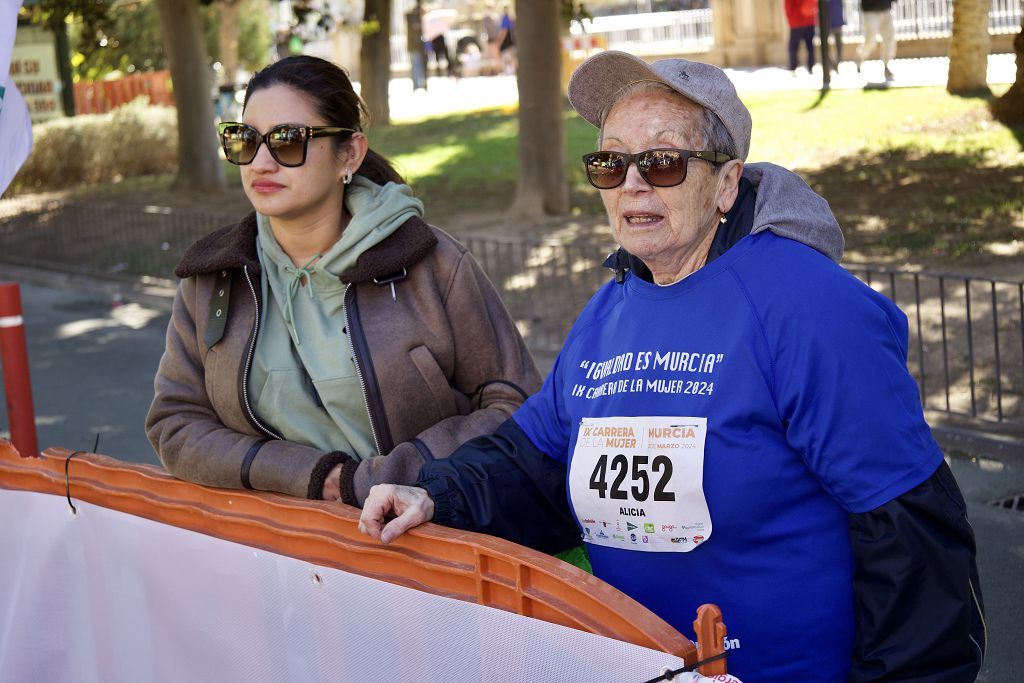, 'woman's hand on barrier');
358,484,435,544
